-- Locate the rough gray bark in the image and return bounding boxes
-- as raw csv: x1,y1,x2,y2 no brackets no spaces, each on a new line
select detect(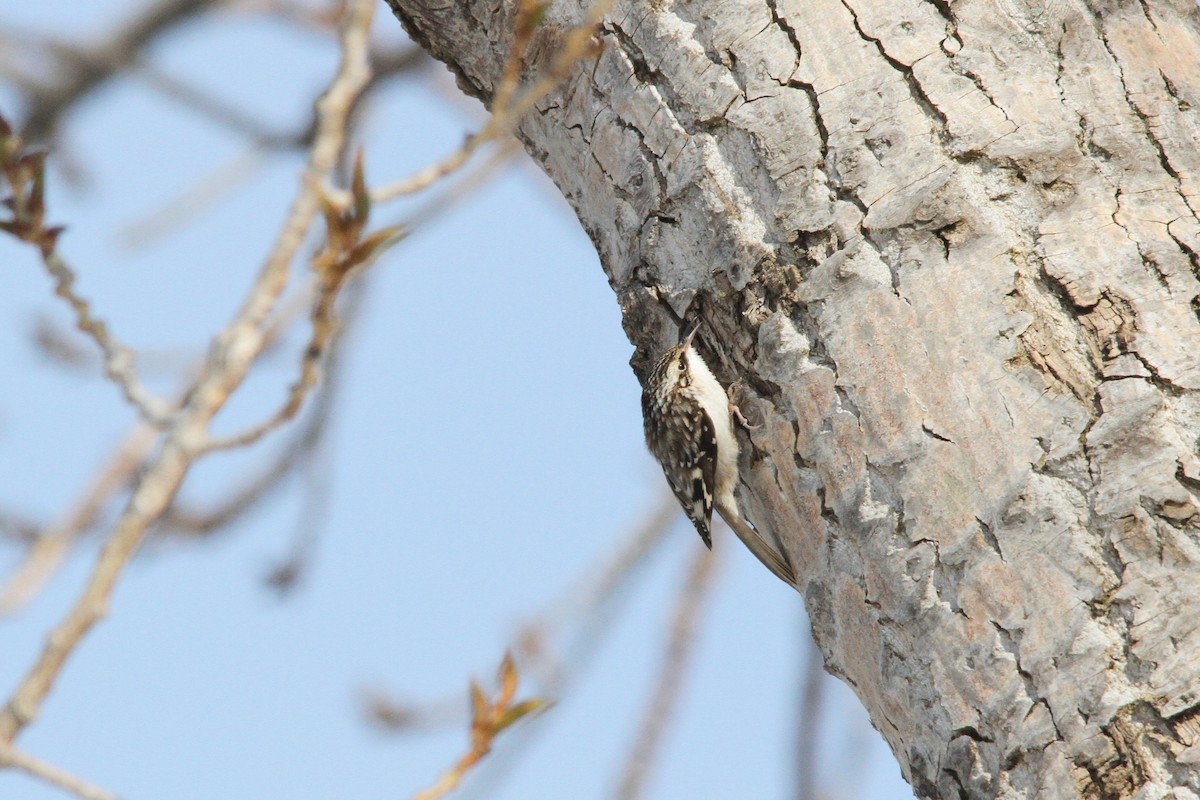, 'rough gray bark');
385,0,1200,796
